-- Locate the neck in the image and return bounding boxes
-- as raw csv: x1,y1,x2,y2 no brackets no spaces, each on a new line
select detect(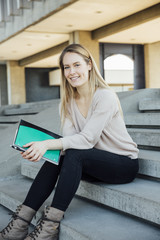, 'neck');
76,82,91,100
